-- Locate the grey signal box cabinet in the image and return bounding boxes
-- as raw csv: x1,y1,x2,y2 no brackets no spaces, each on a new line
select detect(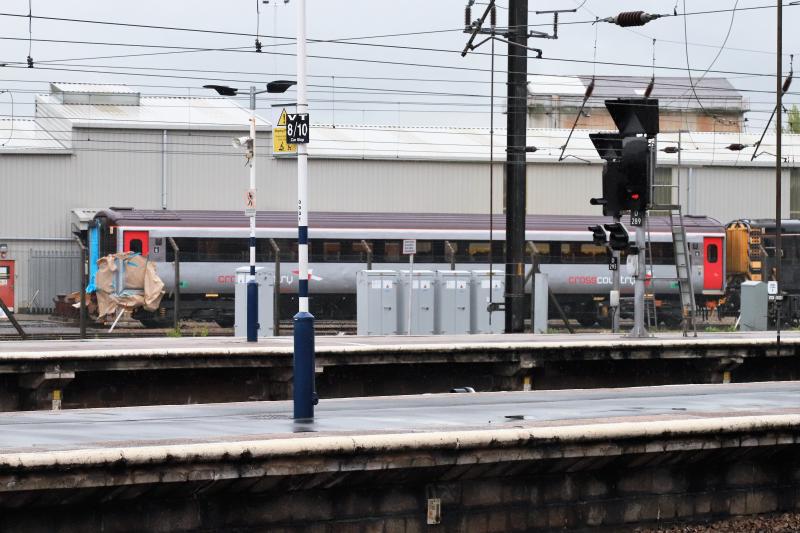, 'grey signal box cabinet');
234,266,274,337
740,280,768,331
470,270,505,334
357,270,399,335
434,270,471,334
398,270,436,335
